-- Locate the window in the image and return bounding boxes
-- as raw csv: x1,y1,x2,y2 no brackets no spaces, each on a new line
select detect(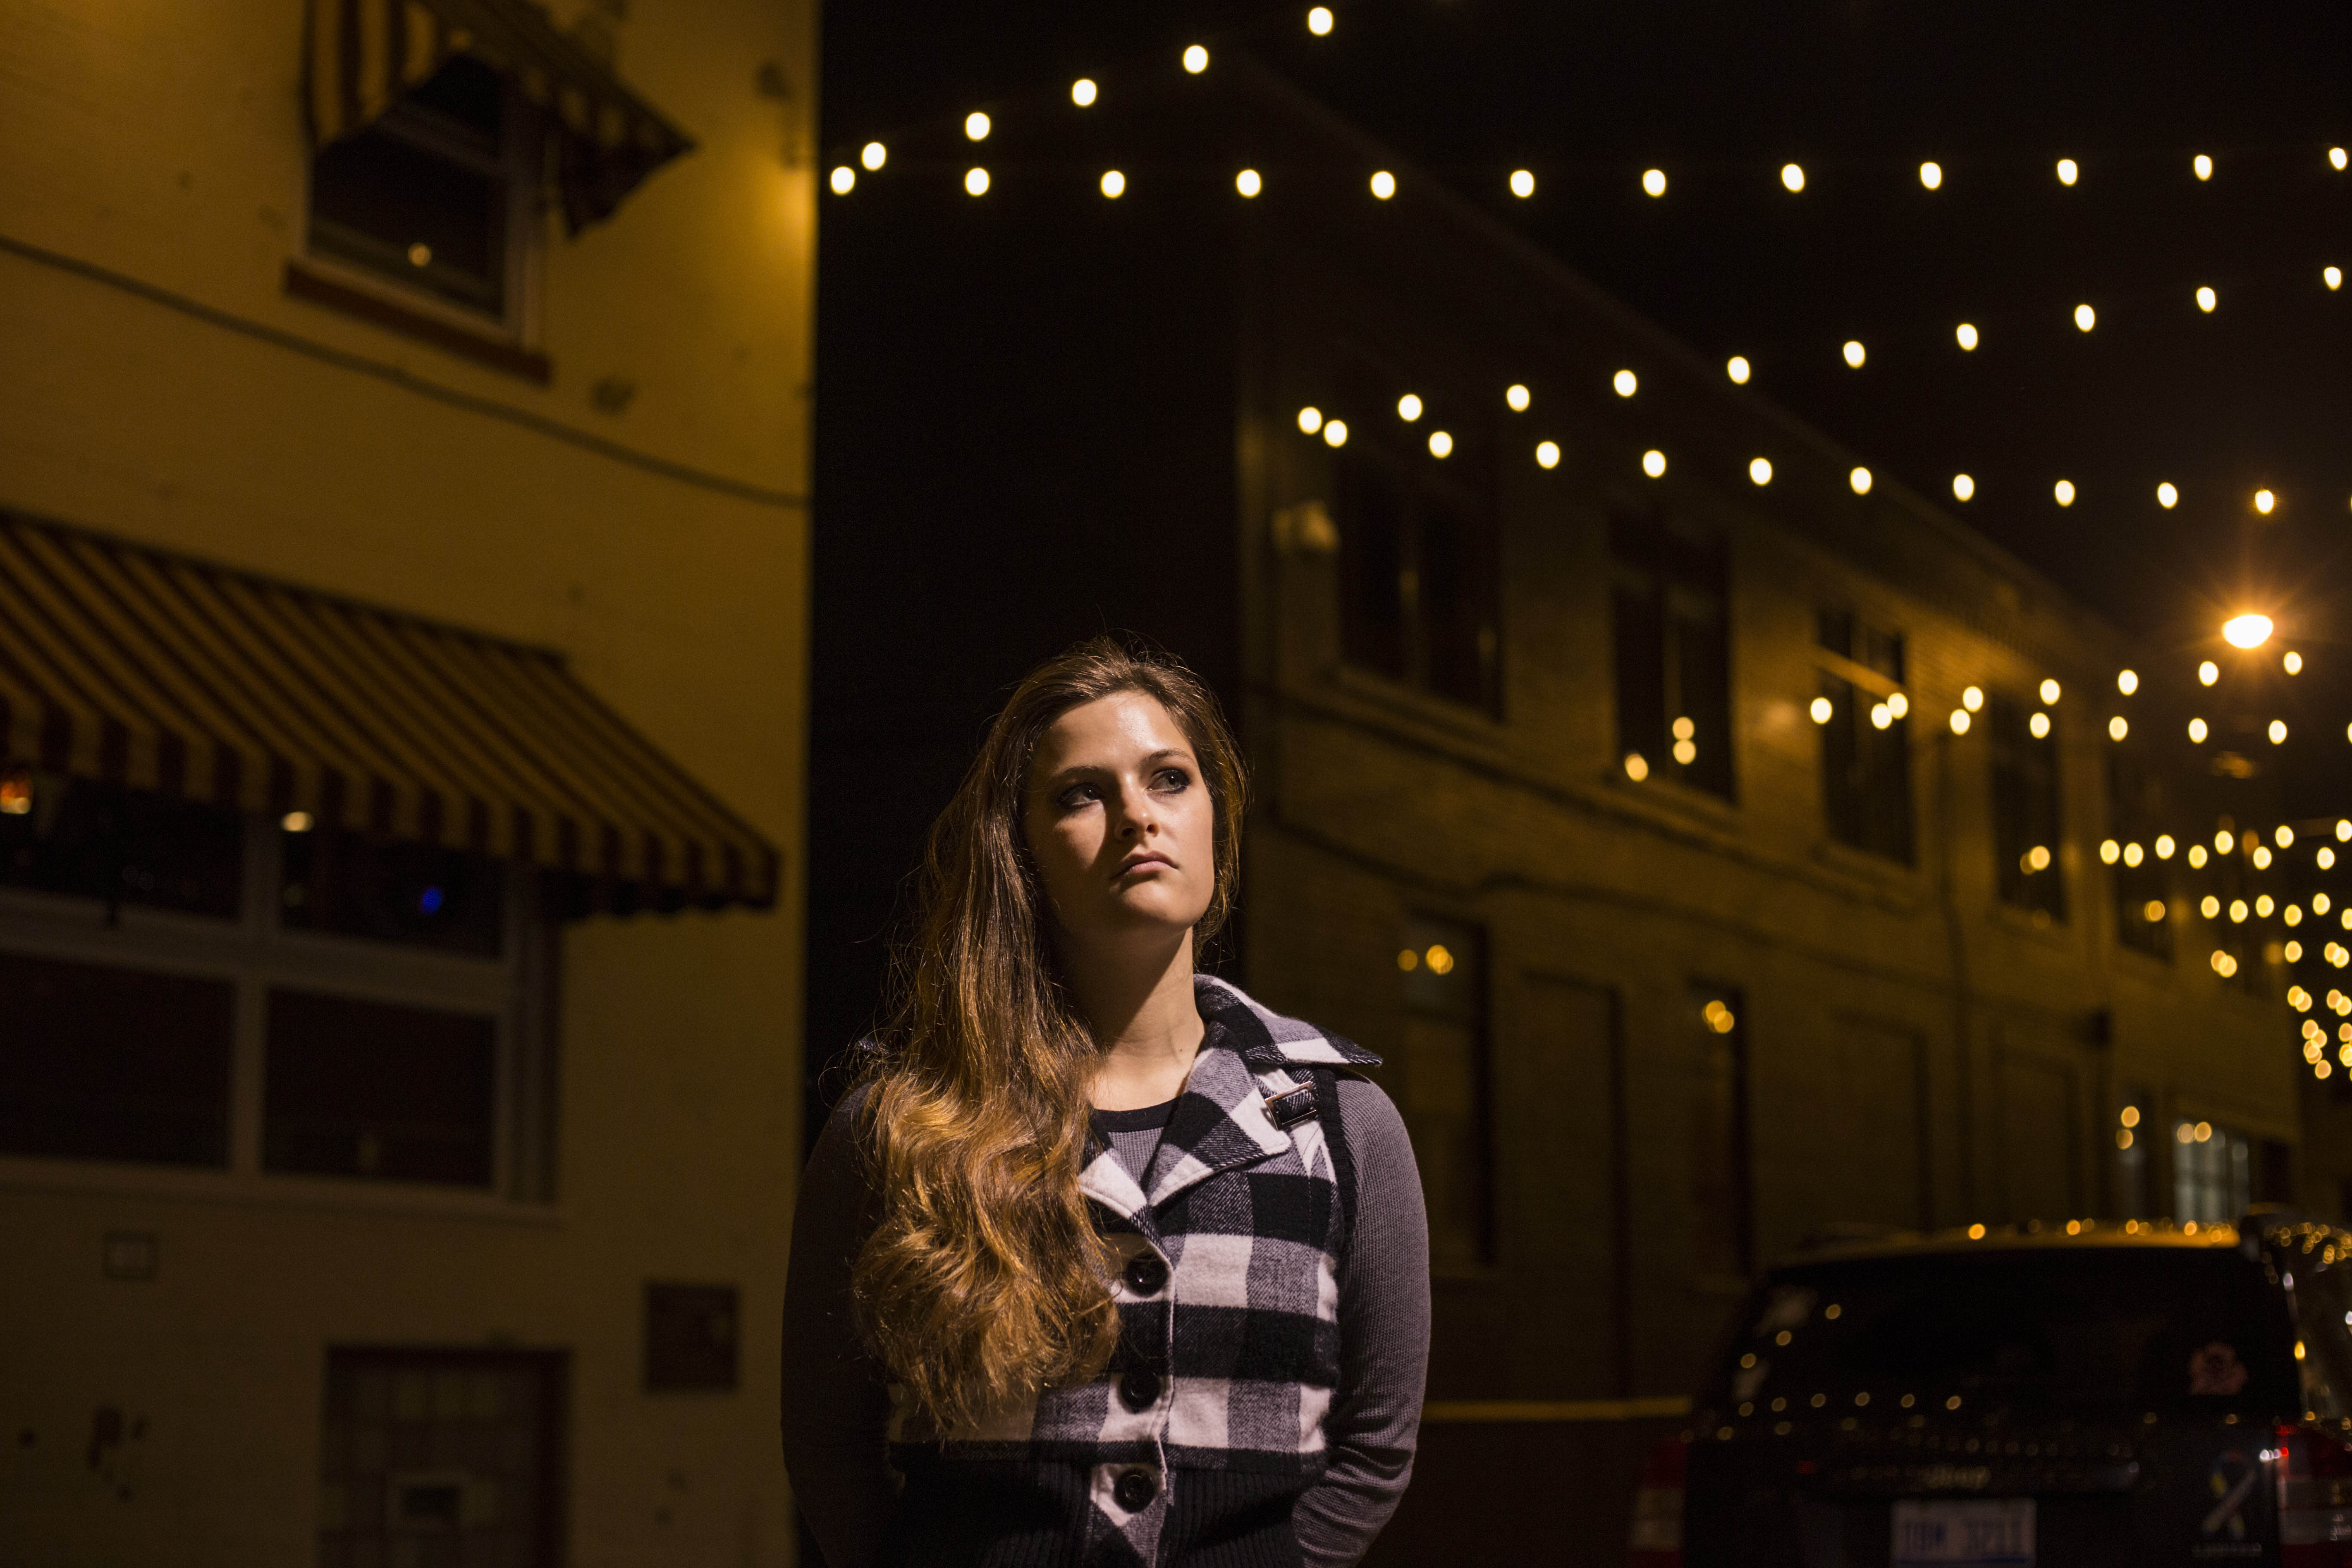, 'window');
0,772,555,1199
2105,747,2172,960
1611,510,1732,798
308,56,536,322
1814,610,1913,862
2114,1089,2153,1218
1690,983,1754,1279
320,1347,567,1568
1389,914,1494,1270
2173,1120,2252,1222
1332,410,1502,714
1989,694,2064,920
